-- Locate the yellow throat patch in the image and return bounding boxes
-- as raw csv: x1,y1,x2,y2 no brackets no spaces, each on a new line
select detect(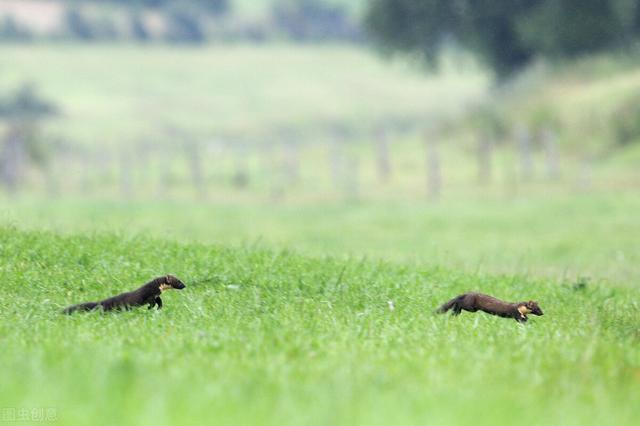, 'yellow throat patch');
517,305,531,317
